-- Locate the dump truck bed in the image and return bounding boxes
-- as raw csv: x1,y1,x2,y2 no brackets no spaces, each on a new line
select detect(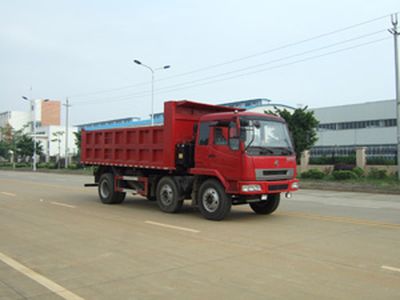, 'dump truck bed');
80,100,241,169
